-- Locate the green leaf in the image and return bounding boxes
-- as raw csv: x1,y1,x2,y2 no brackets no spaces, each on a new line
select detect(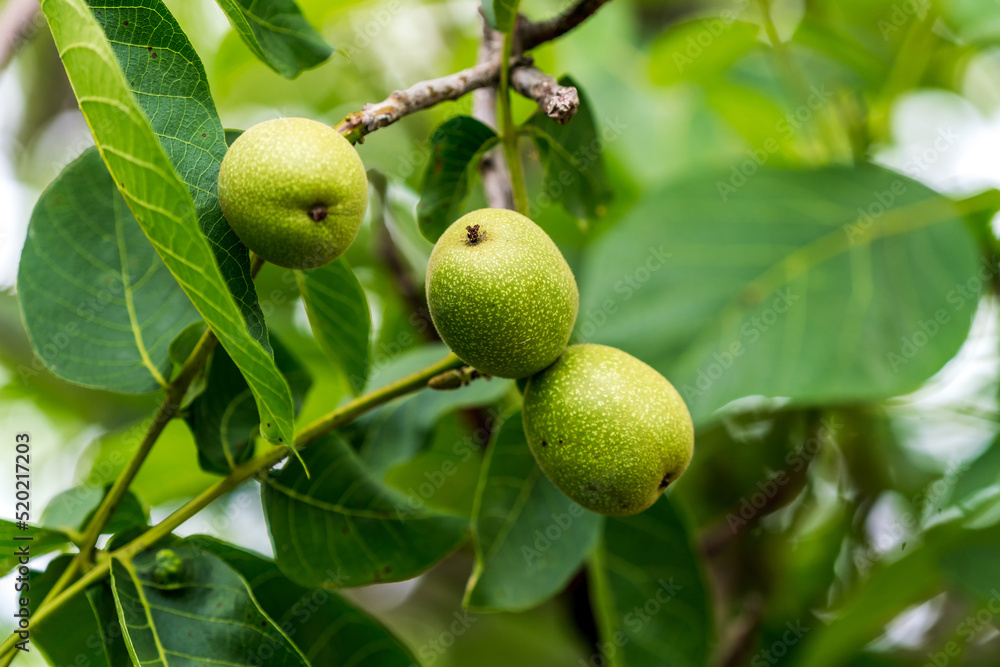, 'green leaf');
214,0,333,79
184,536,419,665
186,336,312,475
0,520,70,576
89,0,271,361
296,259,372,394
110,546,309,666
589,496,713,667
938,0,1000,47
41,484,148,534
262,435,469,588
481,0,521,33
578,165,981,425
465,412,602,611
17,149,201,394
523,76,614,225
650,19,762,87
44,0,296,444
417,116,500,242
31,555,129,667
